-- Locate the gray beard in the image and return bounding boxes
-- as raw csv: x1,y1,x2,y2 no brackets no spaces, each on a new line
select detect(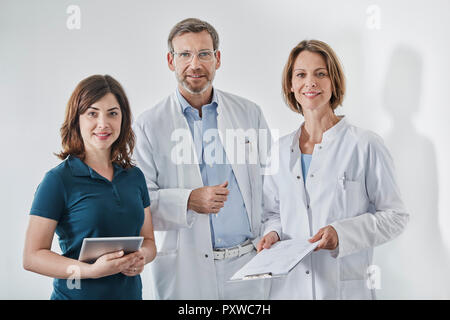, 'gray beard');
177,75,213,95
184,81,210,95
